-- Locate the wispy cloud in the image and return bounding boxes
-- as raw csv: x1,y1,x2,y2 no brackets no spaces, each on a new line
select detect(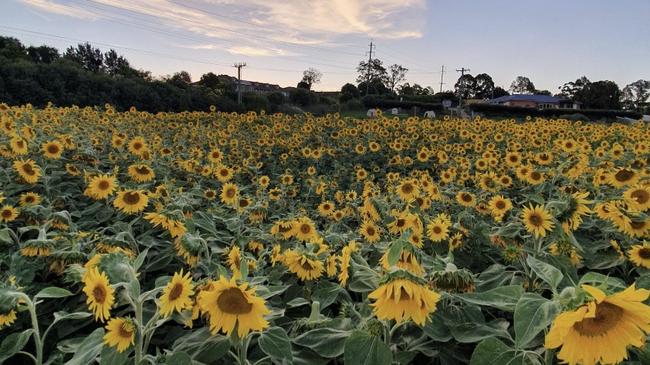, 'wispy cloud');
20,0,100,19
19,0,426,56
